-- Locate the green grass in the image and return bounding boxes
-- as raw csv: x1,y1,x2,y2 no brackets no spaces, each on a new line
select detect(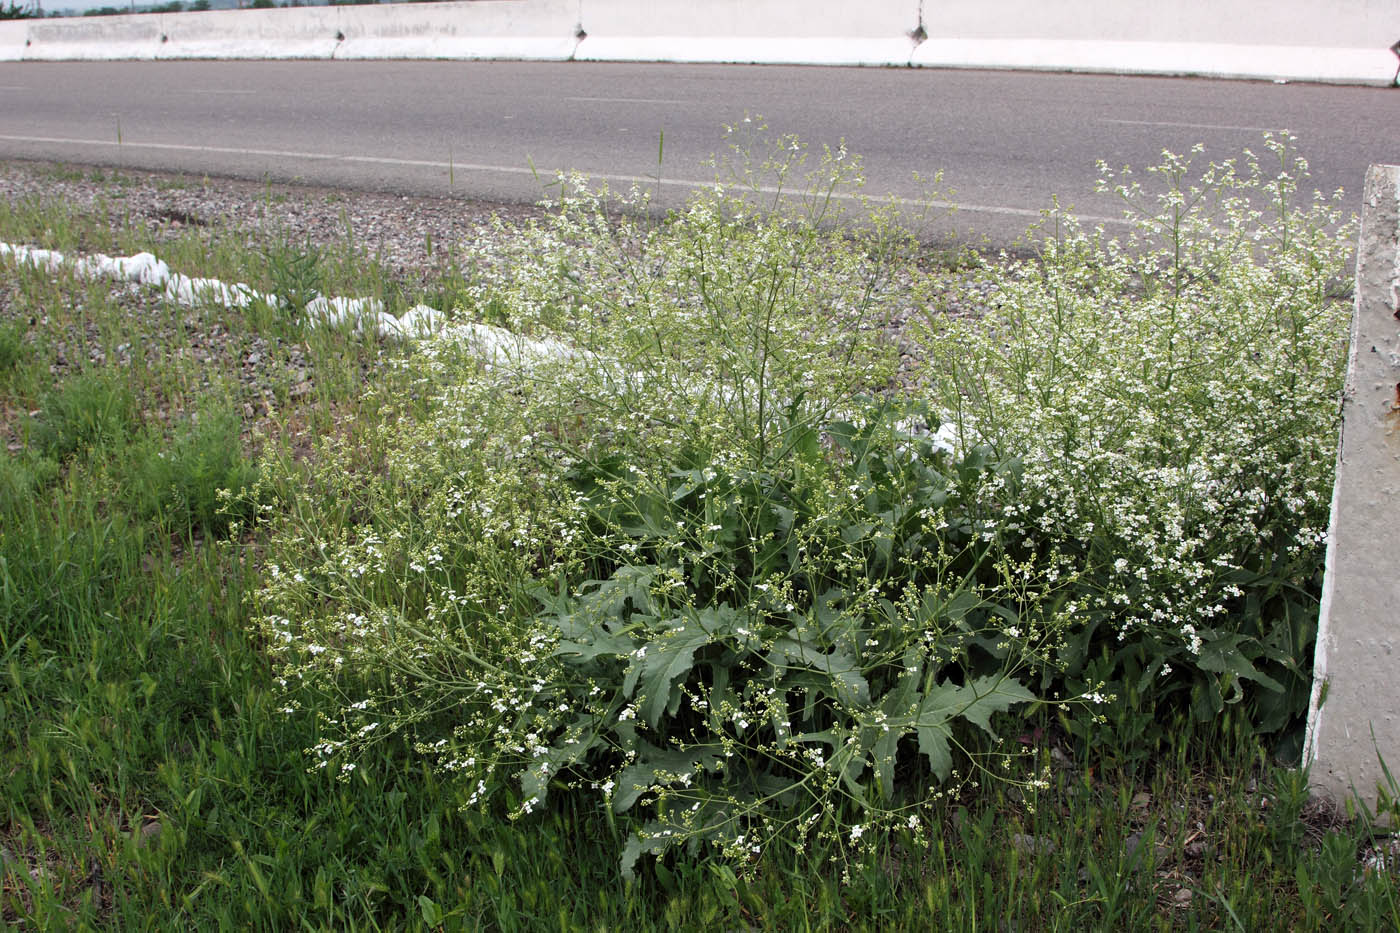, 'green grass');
1,168,1396,930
